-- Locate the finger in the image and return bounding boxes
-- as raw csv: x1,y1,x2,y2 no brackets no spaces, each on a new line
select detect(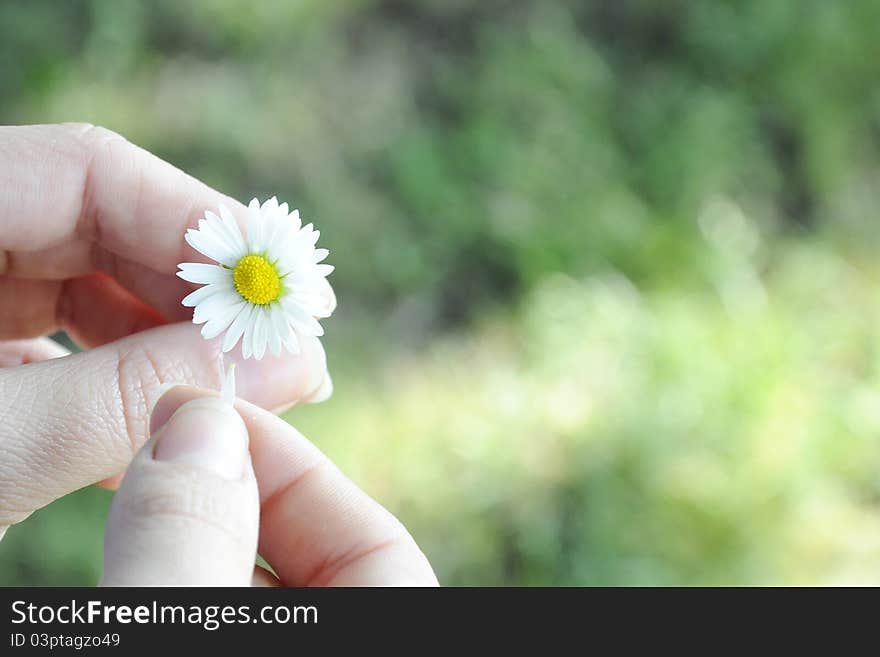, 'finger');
0,123,239,269
98,349,329,493
7,244,200,324
0,273,166,345
102,396,258,586
0,124,246,318
152,387,438,586
0,321,328,530
0,337,69,367
251,401,436,586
